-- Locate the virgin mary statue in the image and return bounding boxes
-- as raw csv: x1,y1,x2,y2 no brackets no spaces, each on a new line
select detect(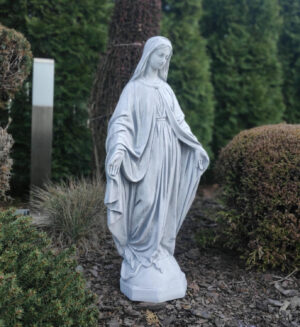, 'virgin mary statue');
104,36,209,302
